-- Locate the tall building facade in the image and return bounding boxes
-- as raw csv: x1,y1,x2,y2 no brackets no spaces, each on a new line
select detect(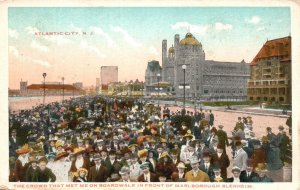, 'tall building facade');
20,80,28,96
144,60,165,96
162,33,250,100
145,60,162,86
100,66,118,92
247,36,291,104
